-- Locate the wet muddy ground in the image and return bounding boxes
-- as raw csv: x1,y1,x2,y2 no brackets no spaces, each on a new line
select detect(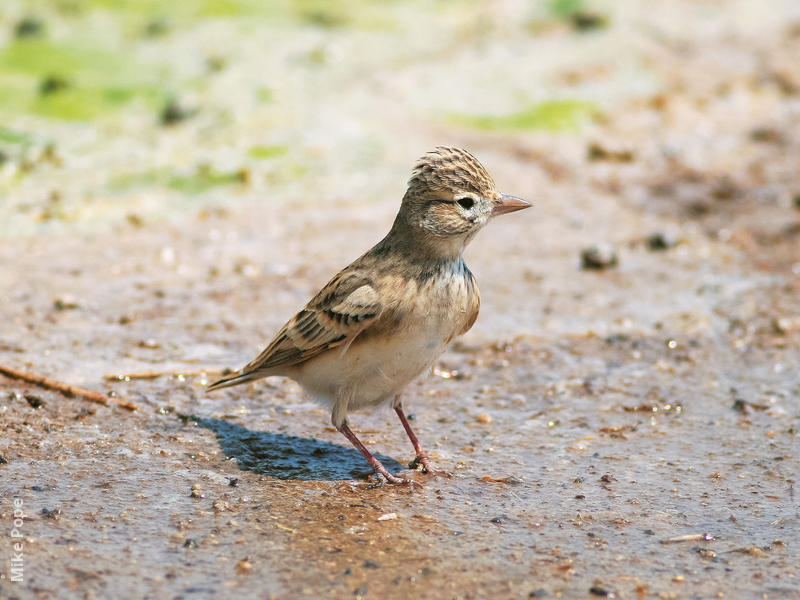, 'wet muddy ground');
1,0,800,598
